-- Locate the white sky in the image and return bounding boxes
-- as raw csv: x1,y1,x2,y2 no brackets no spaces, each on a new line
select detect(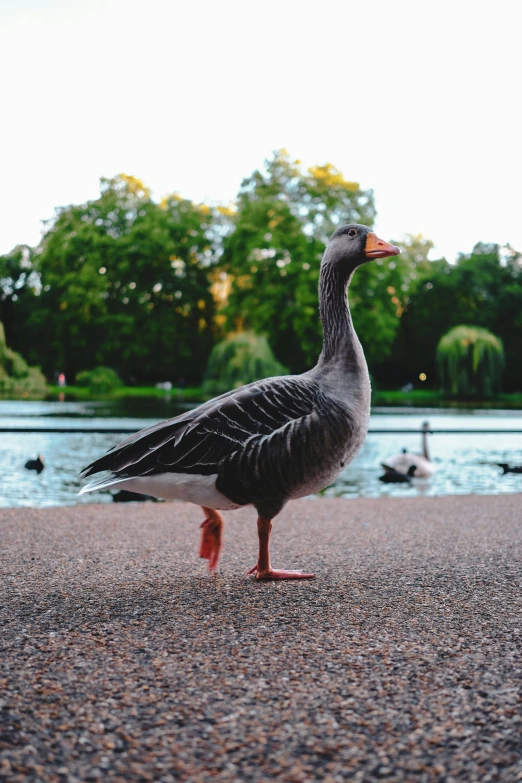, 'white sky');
0,0,520,260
